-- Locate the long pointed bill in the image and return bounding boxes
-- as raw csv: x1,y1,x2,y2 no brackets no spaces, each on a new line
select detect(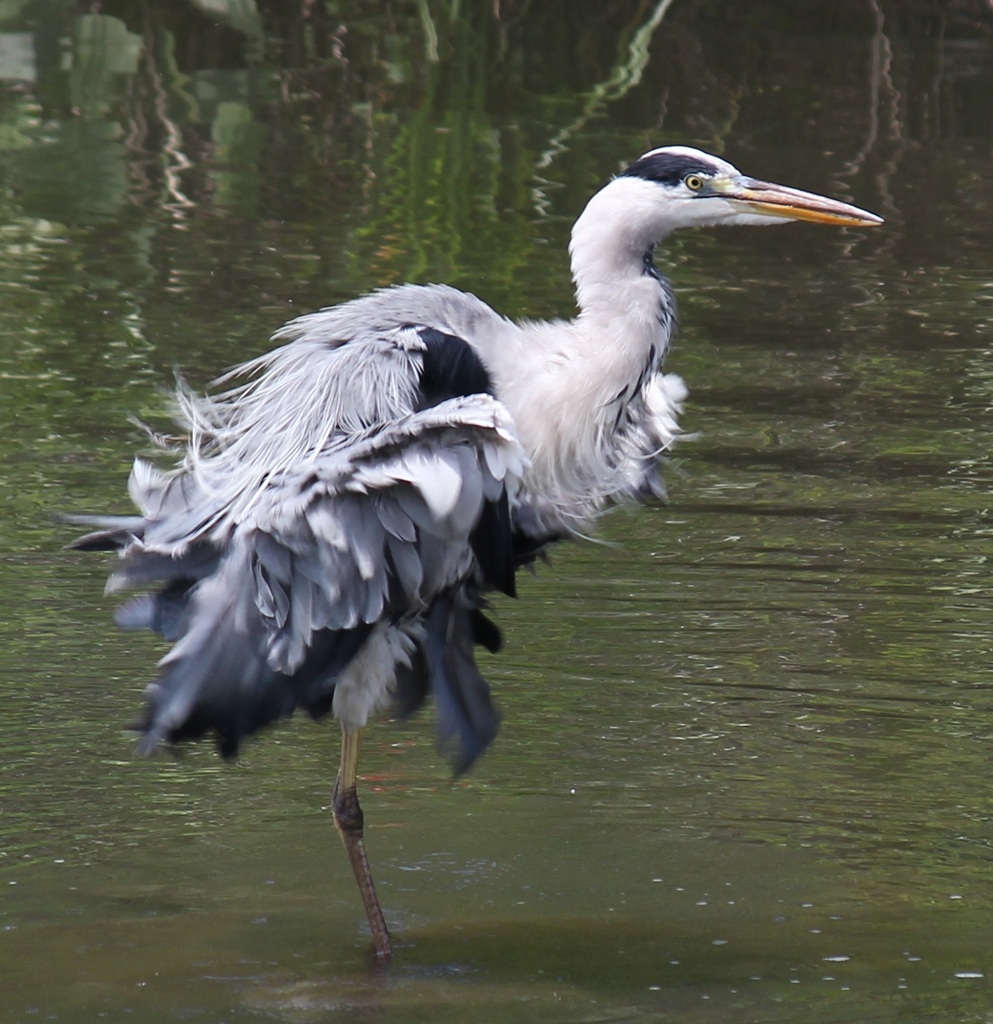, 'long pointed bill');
722,177,883,227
